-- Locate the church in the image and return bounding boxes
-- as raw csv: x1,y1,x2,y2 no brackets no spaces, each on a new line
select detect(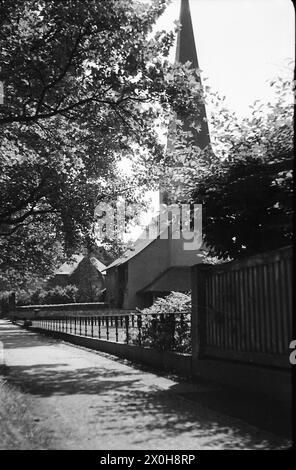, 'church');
105,0,211,309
